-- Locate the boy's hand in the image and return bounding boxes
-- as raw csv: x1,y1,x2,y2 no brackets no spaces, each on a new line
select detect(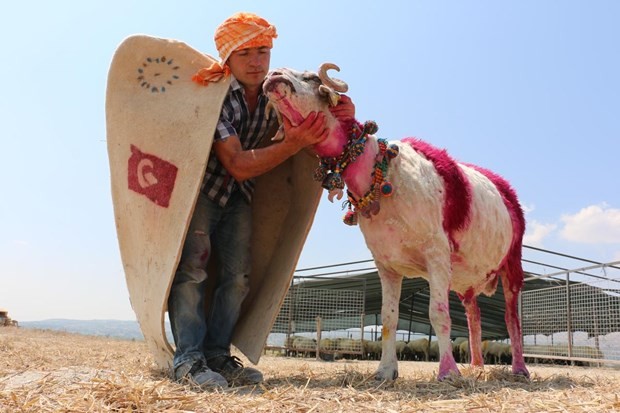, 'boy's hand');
329,94,355,120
